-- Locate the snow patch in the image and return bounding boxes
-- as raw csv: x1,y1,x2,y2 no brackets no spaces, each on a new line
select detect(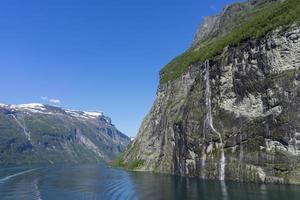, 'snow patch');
84,111,103,117
1,103,105,120
17,103,45,109
0,103,48,114
66,110,103,120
